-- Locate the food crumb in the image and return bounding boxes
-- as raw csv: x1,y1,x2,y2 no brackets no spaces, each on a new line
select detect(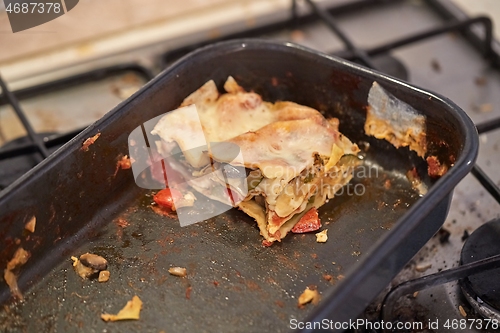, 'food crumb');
406,167,428,196
4,270,21,300
290,29,305,42
315,229,328,243
115,218,129,228
101,295,143,322
114,155,132,176
185,286,192,299
415,262,432,273
413,291,419,298
168,267,187,277
437,228,451,243
431,58,441,72
472,103,493,113
479,103,493,113
323,274,333,282
80,253,108,270
426,156,448,178
6,248,30,271
24,216,36,233
71,253,108,279
81,133,101,152
4,247,30,300
99,270,110,283
459,305,467,317
298,286,321,307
